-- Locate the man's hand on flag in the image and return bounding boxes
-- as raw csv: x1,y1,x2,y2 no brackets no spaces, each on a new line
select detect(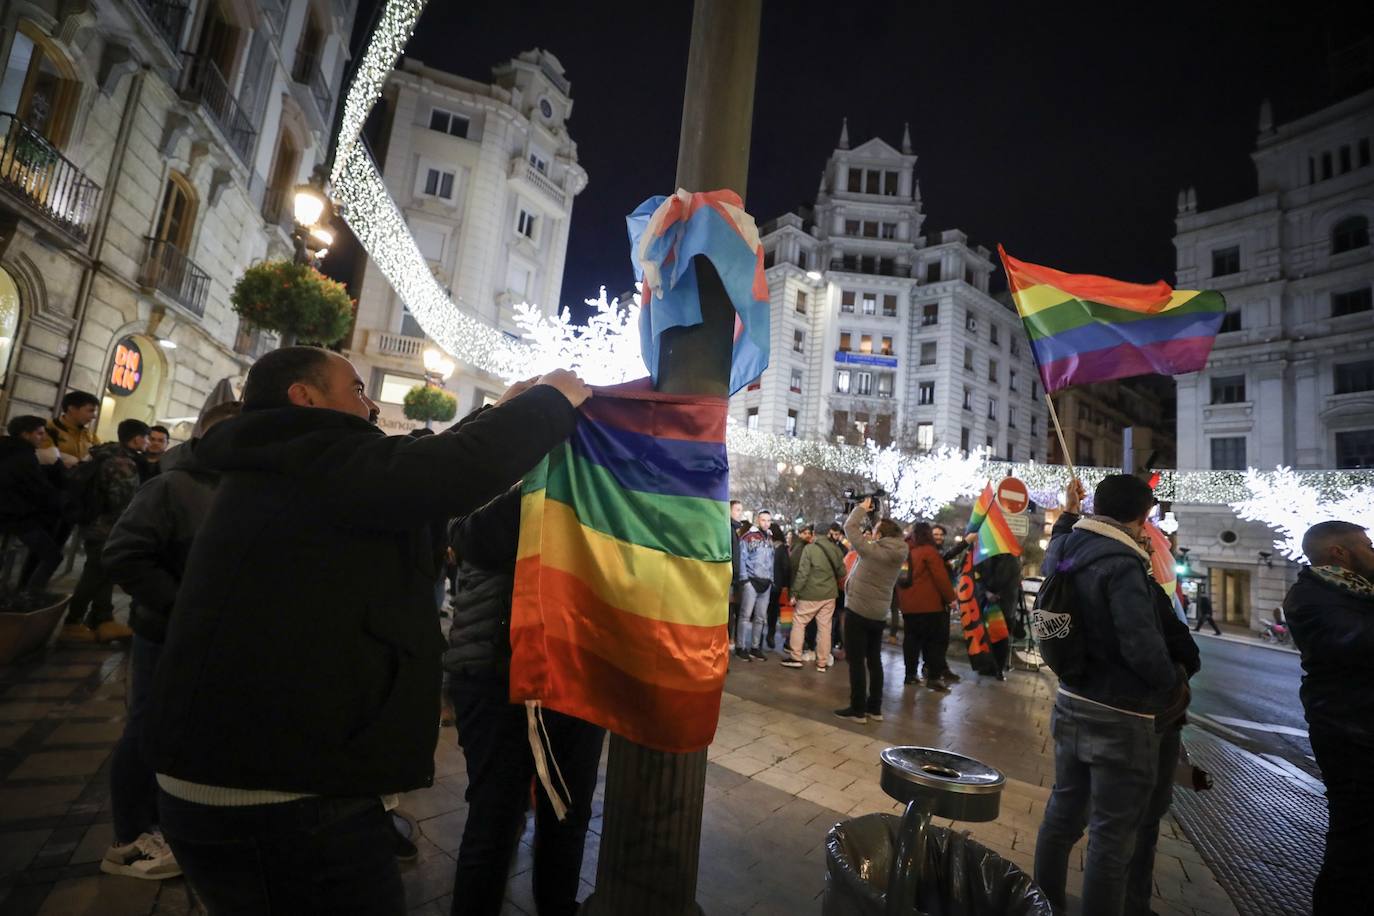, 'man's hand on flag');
536,369,593,408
